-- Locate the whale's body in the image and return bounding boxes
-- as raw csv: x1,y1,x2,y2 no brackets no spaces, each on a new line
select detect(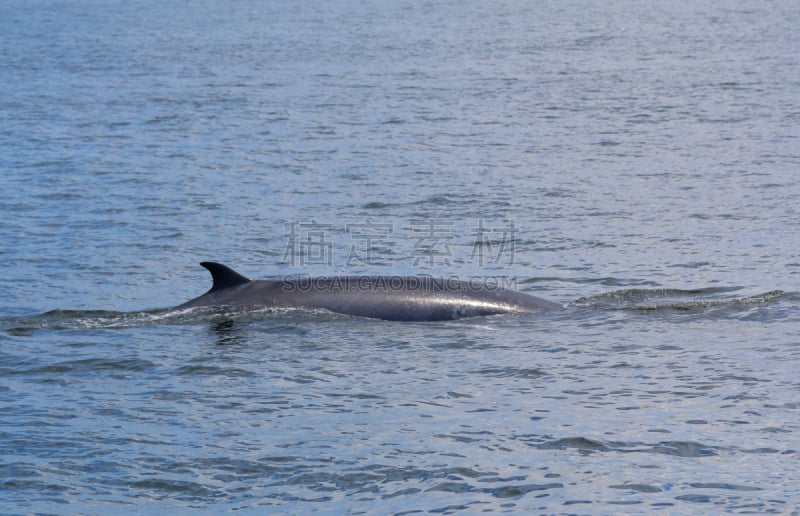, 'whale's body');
175,262,563,321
